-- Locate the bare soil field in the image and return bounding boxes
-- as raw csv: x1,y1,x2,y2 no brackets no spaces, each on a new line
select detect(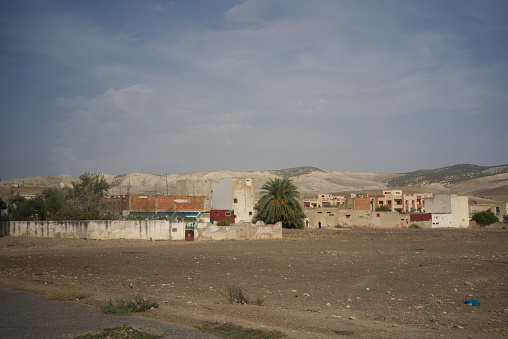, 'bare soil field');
0,228,507,338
